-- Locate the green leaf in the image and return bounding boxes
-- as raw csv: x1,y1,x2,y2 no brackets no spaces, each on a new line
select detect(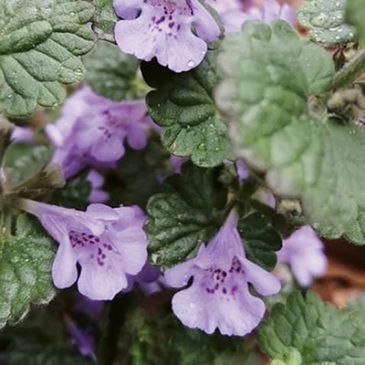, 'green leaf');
0,0,95,118
4,143,52,185
0,215,56,329
216,21,365,244
346,0,365,45
93,0,116,43
84,41,140,101
297,0,356,45
259,291,365,365
238,212,282,271
145,162,227,268
144,50,232,168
